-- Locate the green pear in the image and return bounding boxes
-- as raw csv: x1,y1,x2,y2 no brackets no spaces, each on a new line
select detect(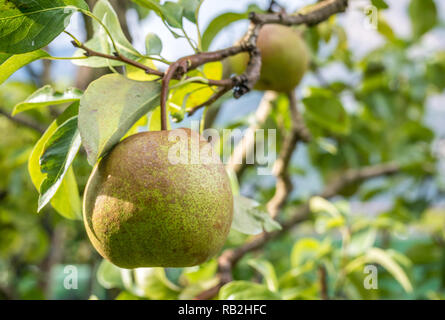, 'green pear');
230,24,309,92
83,128,233,268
